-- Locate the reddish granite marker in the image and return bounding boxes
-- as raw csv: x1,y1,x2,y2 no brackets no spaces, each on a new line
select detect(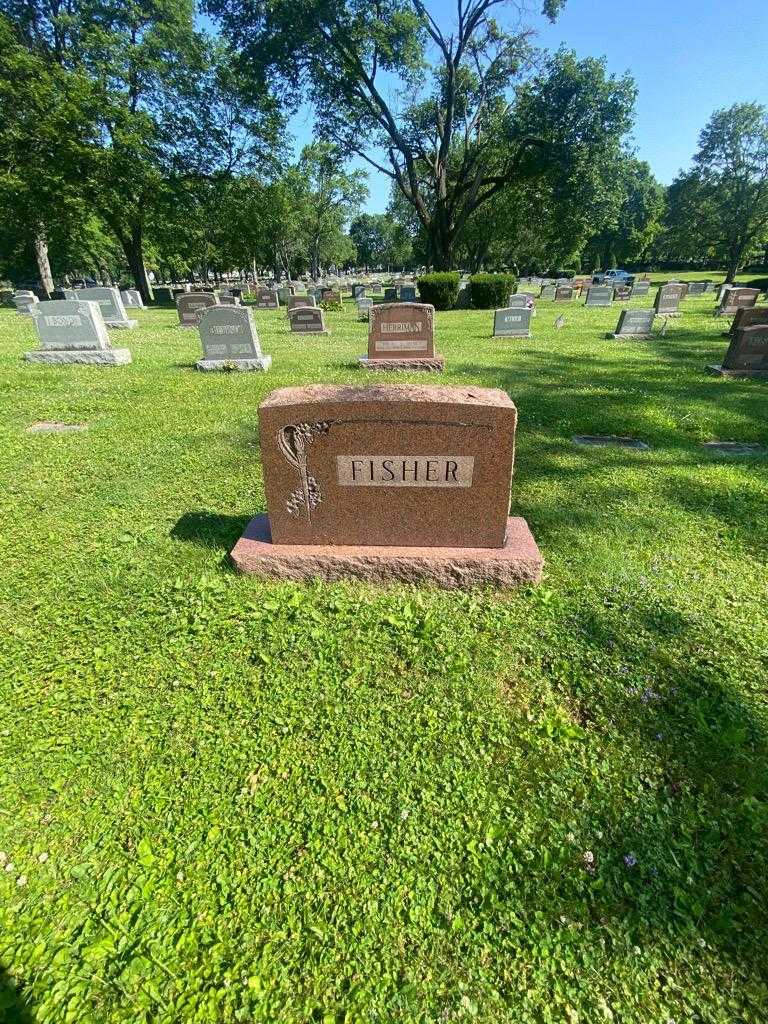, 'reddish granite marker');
360,303,444,371
230,384,542,586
